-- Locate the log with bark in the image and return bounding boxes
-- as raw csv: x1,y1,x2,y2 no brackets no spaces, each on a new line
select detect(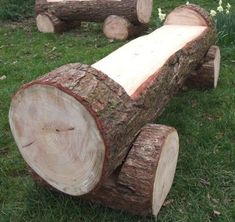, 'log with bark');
9,4,216,216
86,124,179,216
186,45,221,88
103,15,148,40
36,12,81,33
35,0,153,38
